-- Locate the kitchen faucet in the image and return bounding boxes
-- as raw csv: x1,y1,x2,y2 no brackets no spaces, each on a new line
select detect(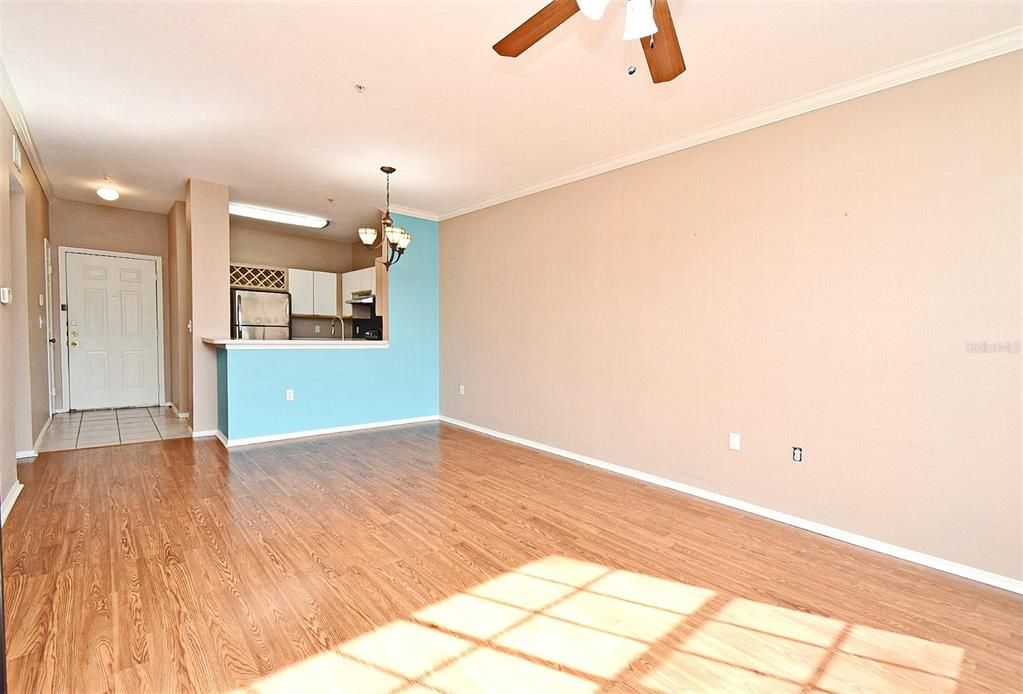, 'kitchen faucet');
330,316,344,340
